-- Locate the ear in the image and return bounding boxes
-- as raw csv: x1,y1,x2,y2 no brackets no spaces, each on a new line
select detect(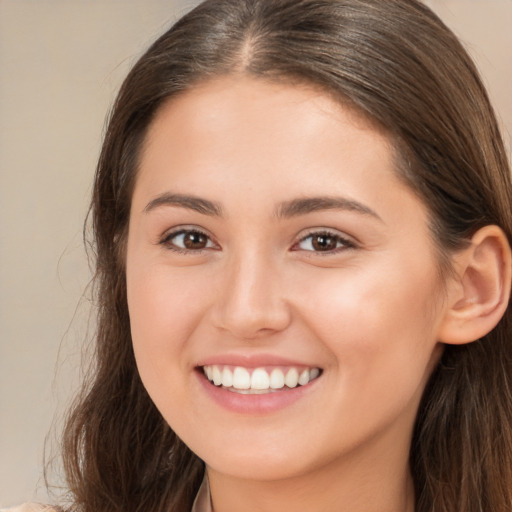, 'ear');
437,225,512,345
